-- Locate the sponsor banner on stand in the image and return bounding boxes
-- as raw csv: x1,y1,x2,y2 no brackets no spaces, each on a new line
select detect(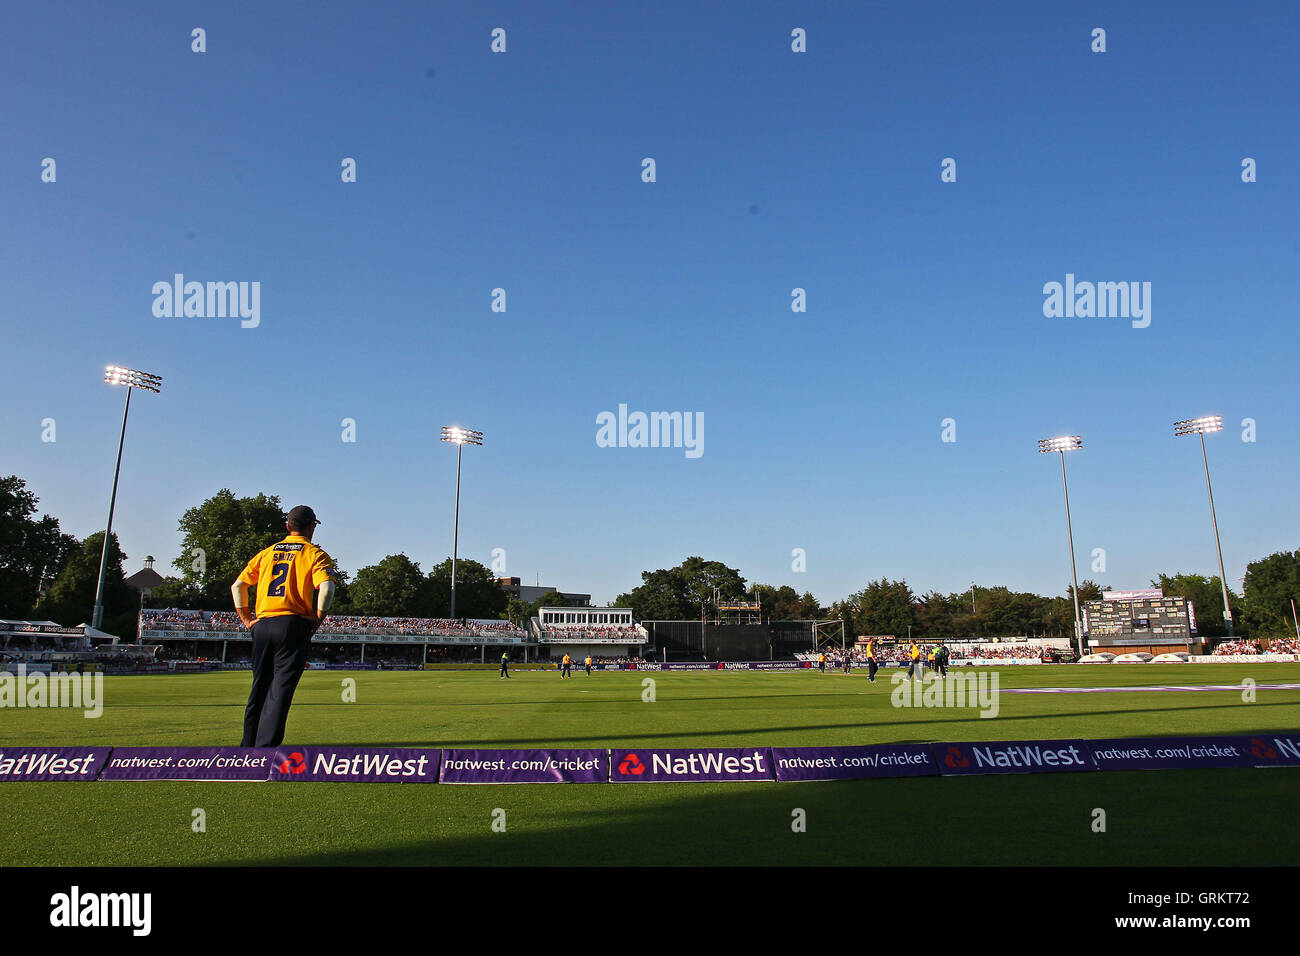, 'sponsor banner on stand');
936,739,1095,776
1242,733,1300,767
269,746,440,783
0,747,108,781
439,749,606,784
1188,654,1299,663
142,630,251,641
771,744,938,782
610,747,775,783
99,747,278,780
1089,736,1255,771
951,658,1043,666
750,661,809,670
1103,589,1164,602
